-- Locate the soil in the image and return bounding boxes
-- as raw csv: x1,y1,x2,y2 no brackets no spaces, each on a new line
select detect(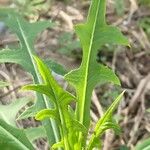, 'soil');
0,0,150,150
